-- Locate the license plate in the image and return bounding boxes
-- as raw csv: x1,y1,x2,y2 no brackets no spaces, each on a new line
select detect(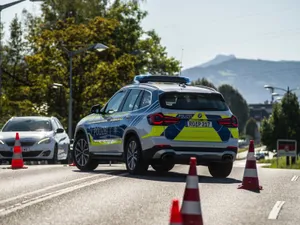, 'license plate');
187,121,212,127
